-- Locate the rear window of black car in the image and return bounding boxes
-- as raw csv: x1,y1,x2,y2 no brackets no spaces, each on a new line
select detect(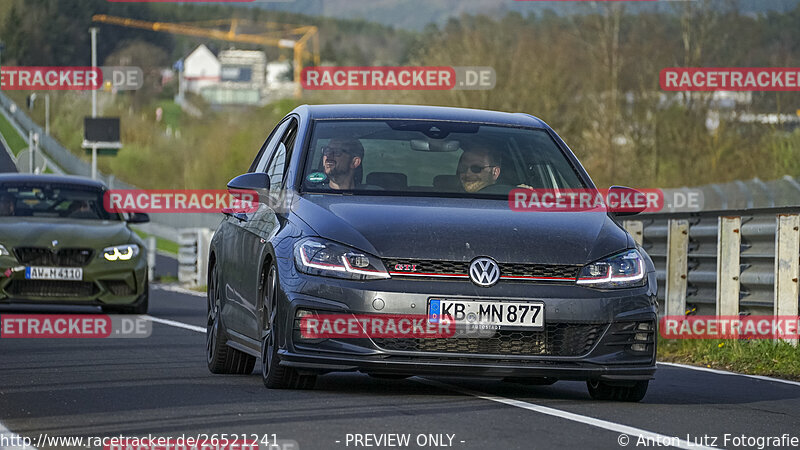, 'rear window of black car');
301,120,586,197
